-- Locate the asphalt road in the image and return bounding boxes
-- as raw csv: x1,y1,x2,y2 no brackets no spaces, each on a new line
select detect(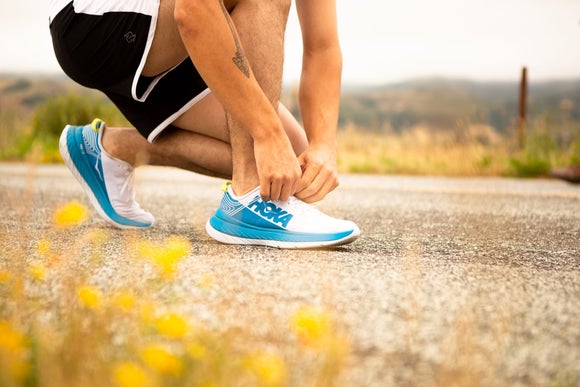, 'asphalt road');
1,163,579,386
